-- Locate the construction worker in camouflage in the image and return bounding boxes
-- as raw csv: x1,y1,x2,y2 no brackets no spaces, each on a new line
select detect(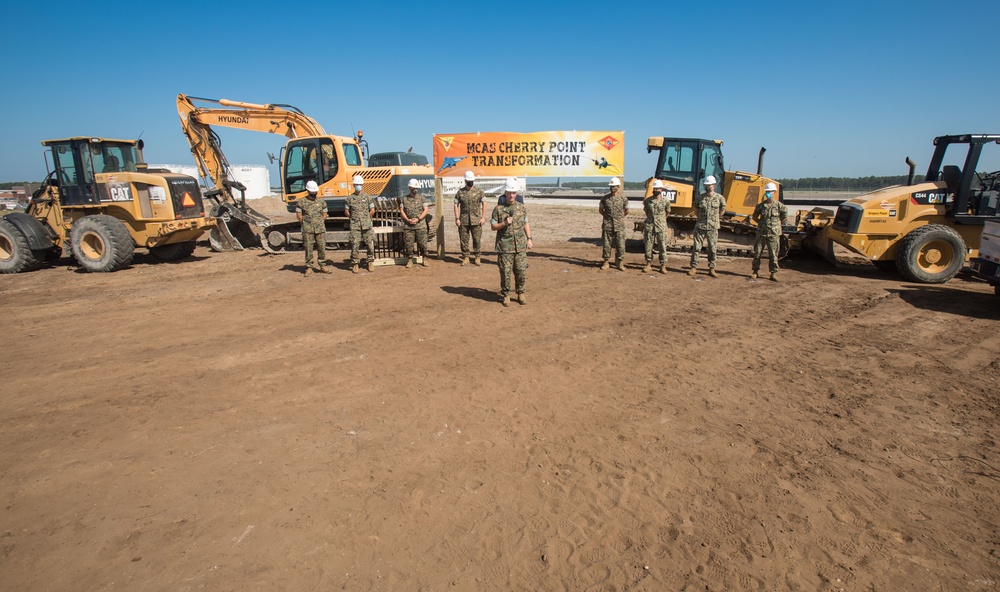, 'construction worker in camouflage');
454,170,486,266
400,178,430,268
295,180,331,276
750,182,789,282
491,178,533,306
642,179,672,274
688,175,727,278
599,177,629,270
346,174,376,274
